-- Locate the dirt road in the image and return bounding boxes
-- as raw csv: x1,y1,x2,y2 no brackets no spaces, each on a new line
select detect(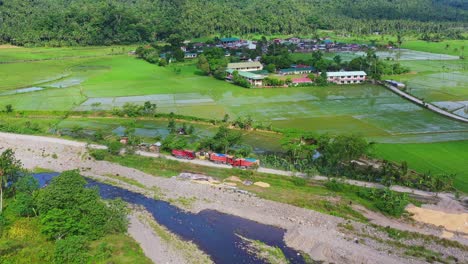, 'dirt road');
1,132,466,263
